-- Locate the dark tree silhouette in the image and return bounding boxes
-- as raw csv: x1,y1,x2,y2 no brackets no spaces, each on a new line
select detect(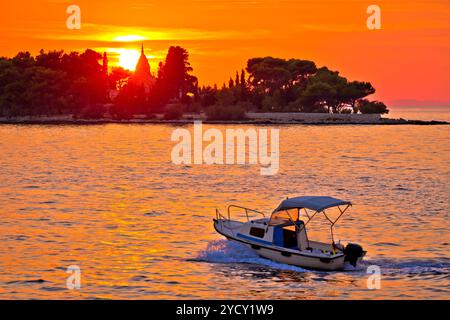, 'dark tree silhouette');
228,77,234,88
0,48,388,118
357,99,389,114
156,46,197,102
341,81,376,113
109,67,132,90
